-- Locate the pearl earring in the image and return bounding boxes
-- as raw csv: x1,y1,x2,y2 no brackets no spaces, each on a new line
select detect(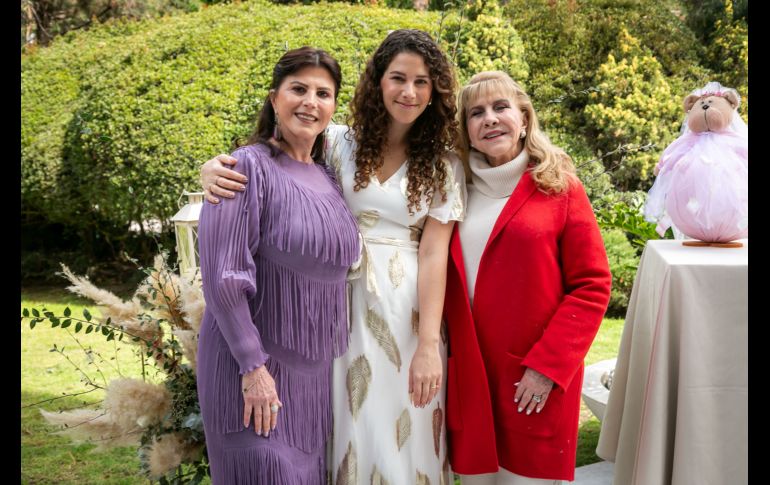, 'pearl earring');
520,128,527,139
